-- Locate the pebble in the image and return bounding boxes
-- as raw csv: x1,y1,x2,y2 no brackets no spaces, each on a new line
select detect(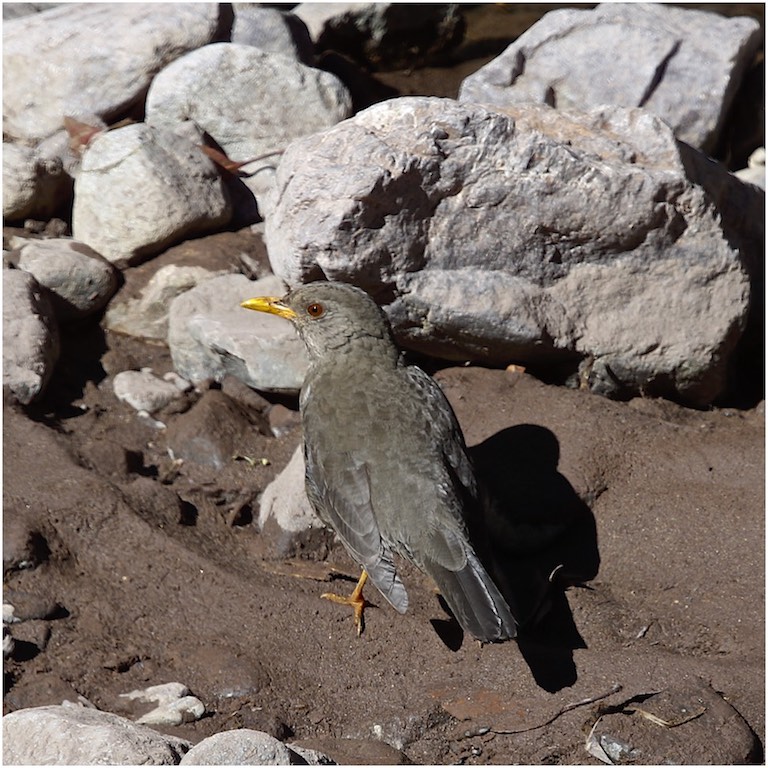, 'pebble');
259,445,323,534
113,368,190,414
120,682,205,726
3,626,15,658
